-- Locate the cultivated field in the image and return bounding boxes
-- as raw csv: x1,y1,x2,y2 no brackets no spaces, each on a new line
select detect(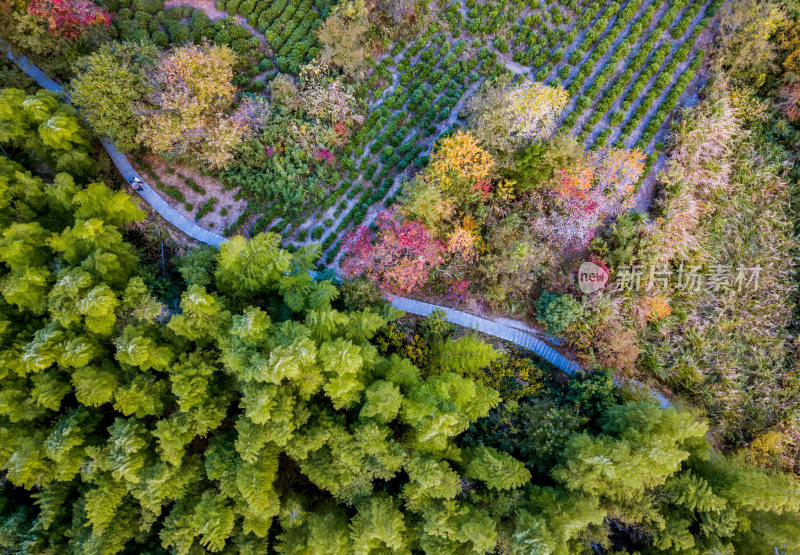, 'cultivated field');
110,0,722,264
